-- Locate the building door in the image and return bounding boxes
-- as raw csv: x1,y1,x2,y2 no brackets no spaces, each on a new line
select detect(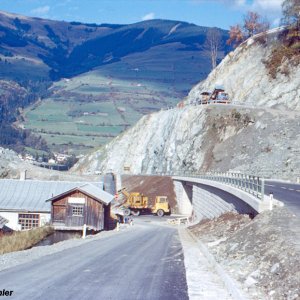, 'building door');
53,206,66,223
